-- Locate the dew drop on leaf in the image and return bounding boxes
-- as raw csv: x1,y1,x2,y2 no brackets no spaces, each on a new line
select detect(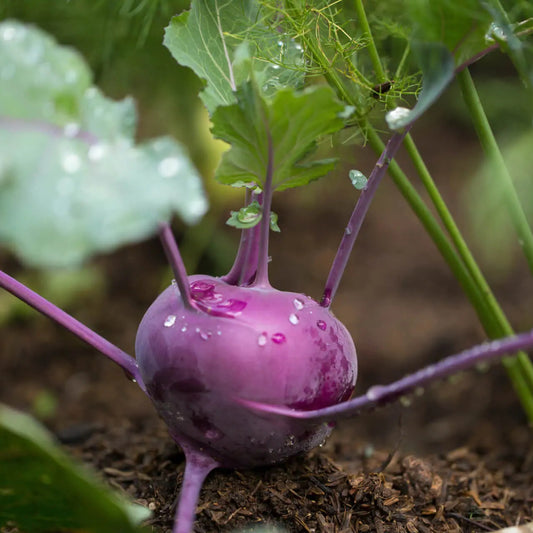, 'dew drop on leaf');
158,157,182,178
61,153,82,174
385,106,411,130
63,123,80,138
289,313,299,325
258,333,268,346
88,144,107,161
